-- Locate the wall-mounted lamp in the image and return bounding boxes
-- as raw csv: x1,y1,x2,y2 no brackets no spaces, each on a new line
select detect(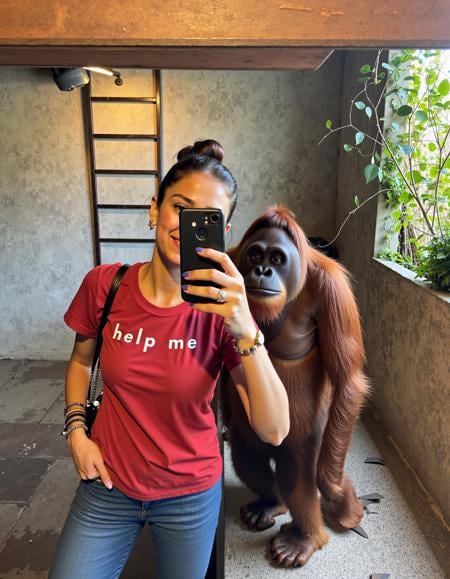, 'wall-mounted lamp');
52,67,89,91
52,67,123,92
83,67,123,86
